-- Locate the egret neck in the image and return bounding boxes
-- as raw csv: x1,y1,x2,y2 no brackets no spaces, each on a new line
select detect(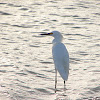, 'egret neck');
52,34,63,45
